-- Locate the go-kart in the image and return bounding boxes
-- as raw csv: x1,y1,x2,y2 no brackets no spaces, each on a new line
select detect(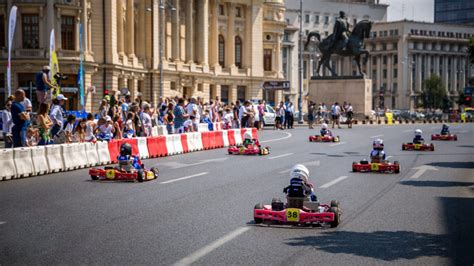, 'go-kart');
89,165,159,182
402,142,434,151
352,158,400,174
431,134,457,141
253,197,341,228
227,140,270,155
309,135,340,142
